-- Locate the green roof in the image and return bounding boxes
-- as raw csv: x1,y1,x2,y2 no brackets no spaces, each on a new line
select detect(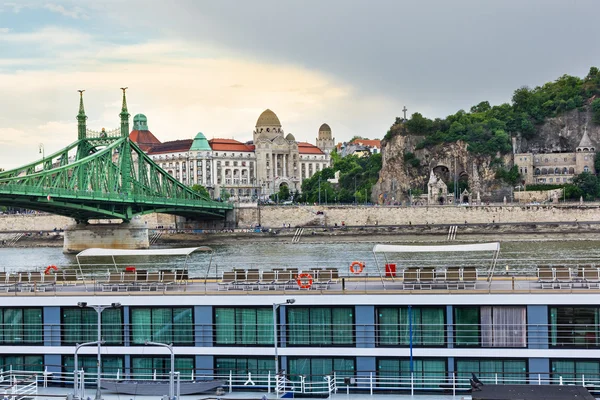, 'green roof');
133,114,148,130
190,132,212,151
